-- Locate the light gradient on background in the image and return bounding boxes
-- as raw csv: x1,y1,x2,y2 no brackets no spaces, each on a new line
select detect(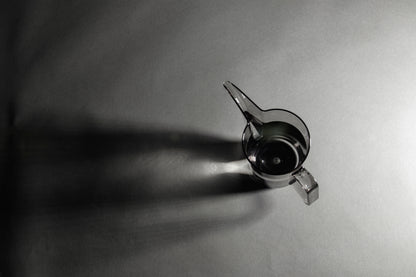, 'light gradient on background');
7,0,416,276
